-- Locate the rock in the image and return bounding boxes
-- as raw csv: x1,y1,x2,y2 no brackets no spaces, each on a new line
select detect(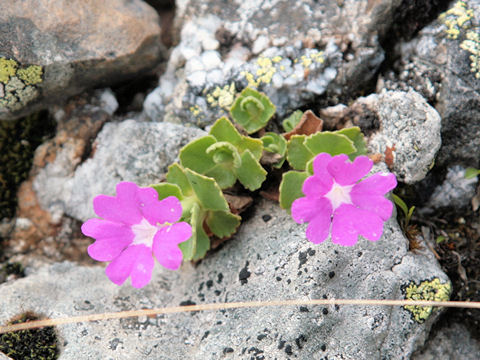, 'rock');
379,0,480,169
0,0,163,120
412,321,480,360
425,165,478,210
0,199,450,359
357,89,441,184
144,0,431,129
33,120,205,222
